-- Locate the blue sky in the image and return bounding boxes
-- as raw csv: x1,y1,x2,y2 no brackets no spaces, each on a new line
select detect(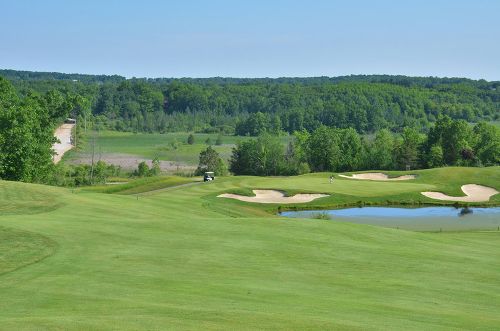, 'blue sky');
1,0,499,79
